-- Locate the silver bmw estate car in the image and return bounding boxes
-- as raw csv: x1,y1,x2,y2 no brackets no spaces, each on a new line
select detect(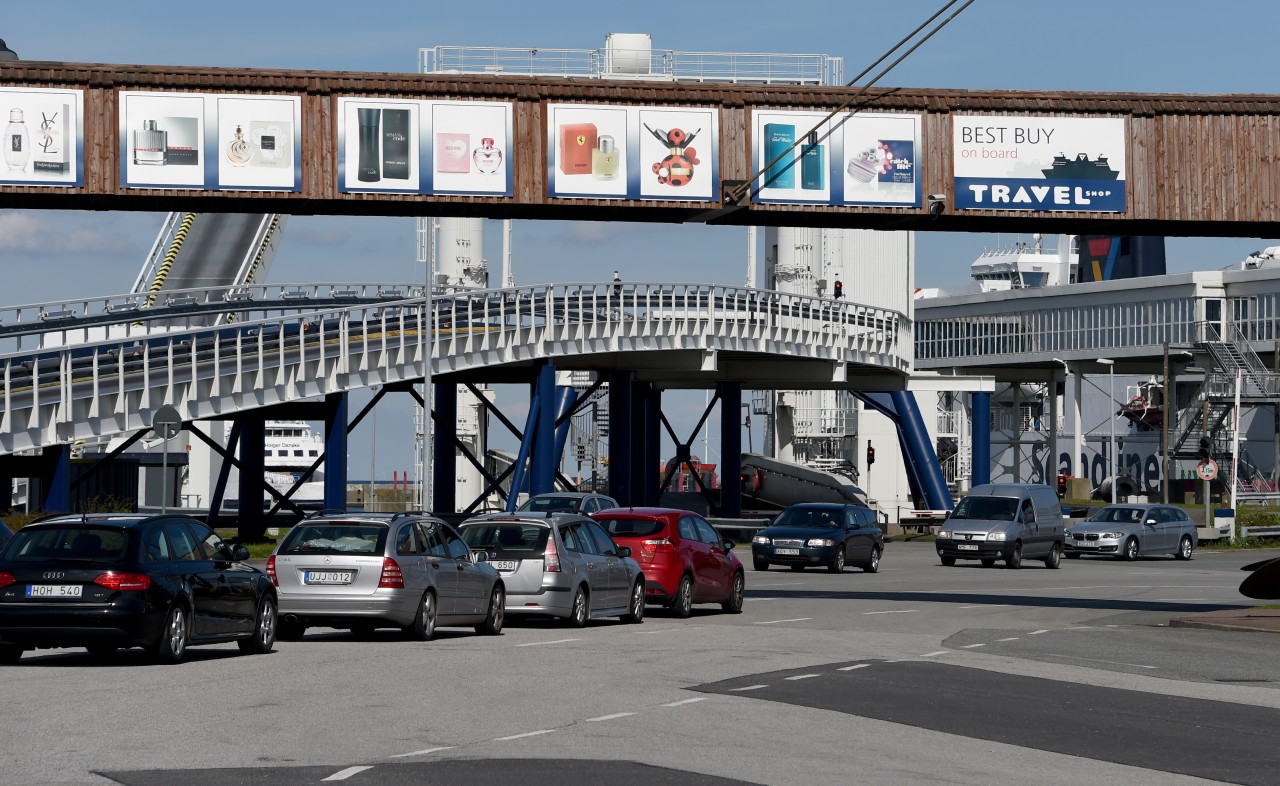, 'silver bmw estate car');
1065,504,1197,561
269,513,505,640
